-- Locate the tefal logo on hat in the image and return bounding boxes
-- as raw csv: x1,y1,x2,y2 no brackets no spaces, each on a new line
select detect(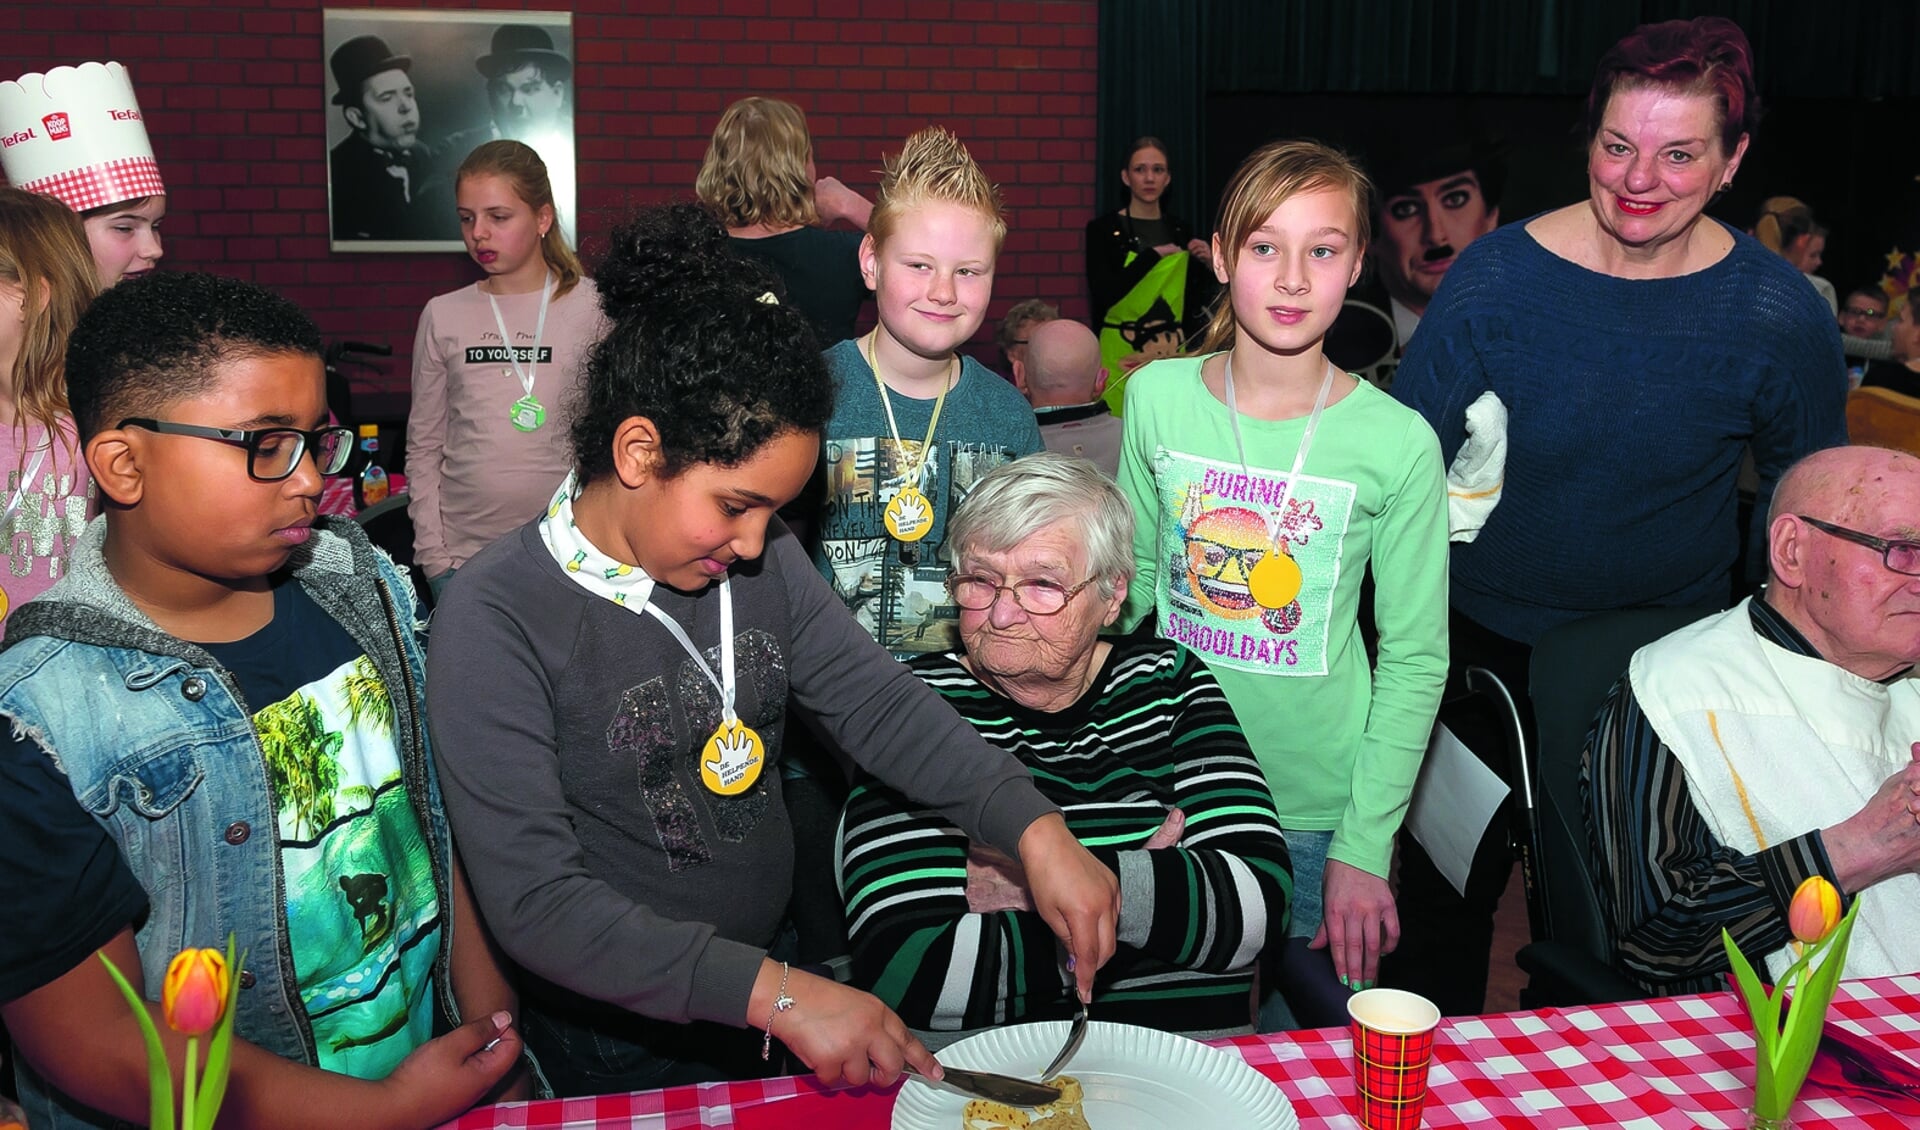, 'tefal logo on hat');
43,112,72,140
107,108,141,122
1,128,38,148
